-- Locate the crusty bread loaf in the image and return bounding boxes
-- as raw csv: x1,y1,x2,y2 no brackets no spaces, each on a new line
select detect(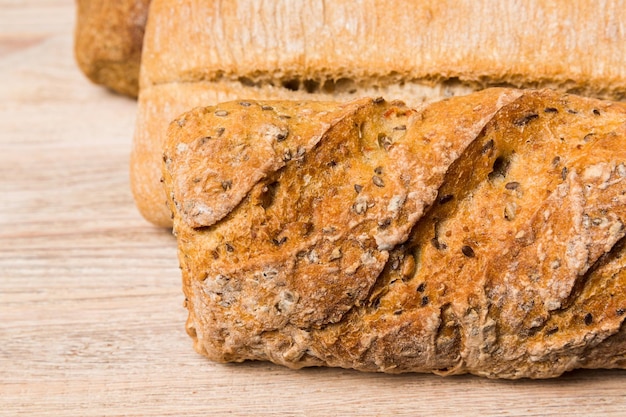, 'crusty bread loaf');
162,88,626,379
133,0,626,227
74,0,150,97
